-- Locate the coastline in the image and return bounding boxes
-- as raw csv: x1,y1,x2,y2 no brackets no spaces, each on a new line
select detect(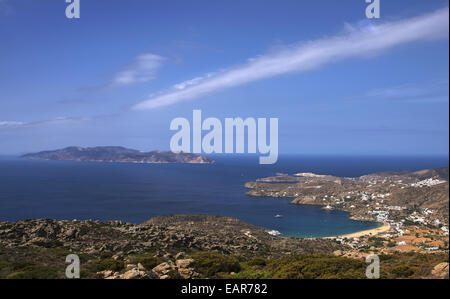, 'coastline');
324,222,391,239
